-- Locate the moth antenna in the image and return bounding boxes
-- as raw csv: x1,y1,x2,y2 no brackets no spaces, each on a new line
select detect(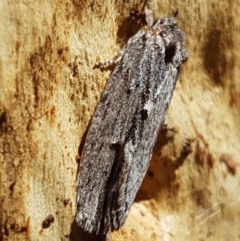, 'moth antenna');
145,0,154,27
